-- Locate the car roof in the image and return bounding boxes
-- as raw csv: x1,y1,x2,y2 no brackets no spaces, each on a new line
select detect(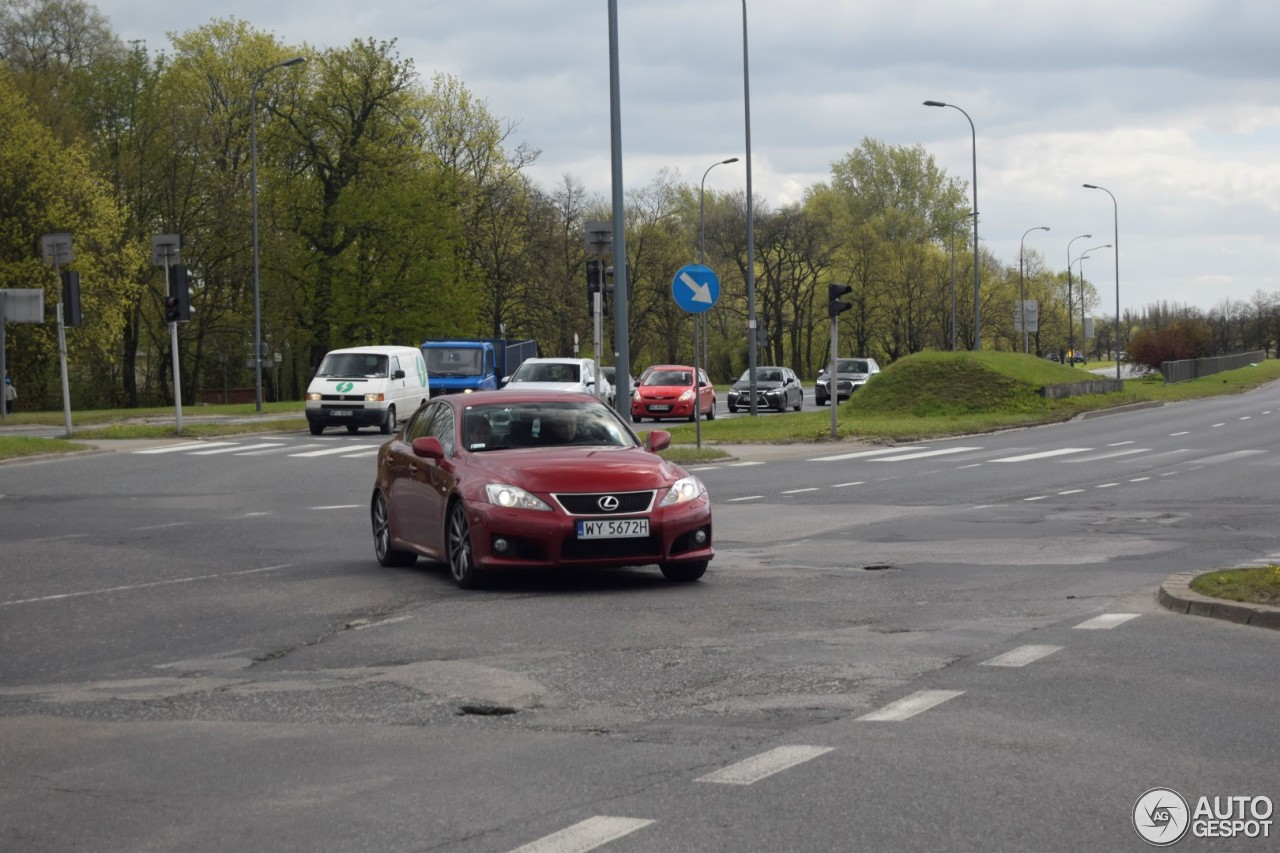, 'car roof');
446,389,604,406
